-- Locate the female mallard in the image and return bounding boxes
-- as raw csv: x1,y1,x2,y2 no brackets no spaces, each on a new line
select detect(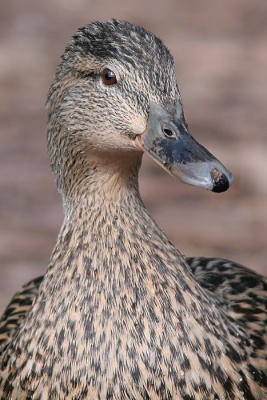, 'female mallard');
0,20,266,400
